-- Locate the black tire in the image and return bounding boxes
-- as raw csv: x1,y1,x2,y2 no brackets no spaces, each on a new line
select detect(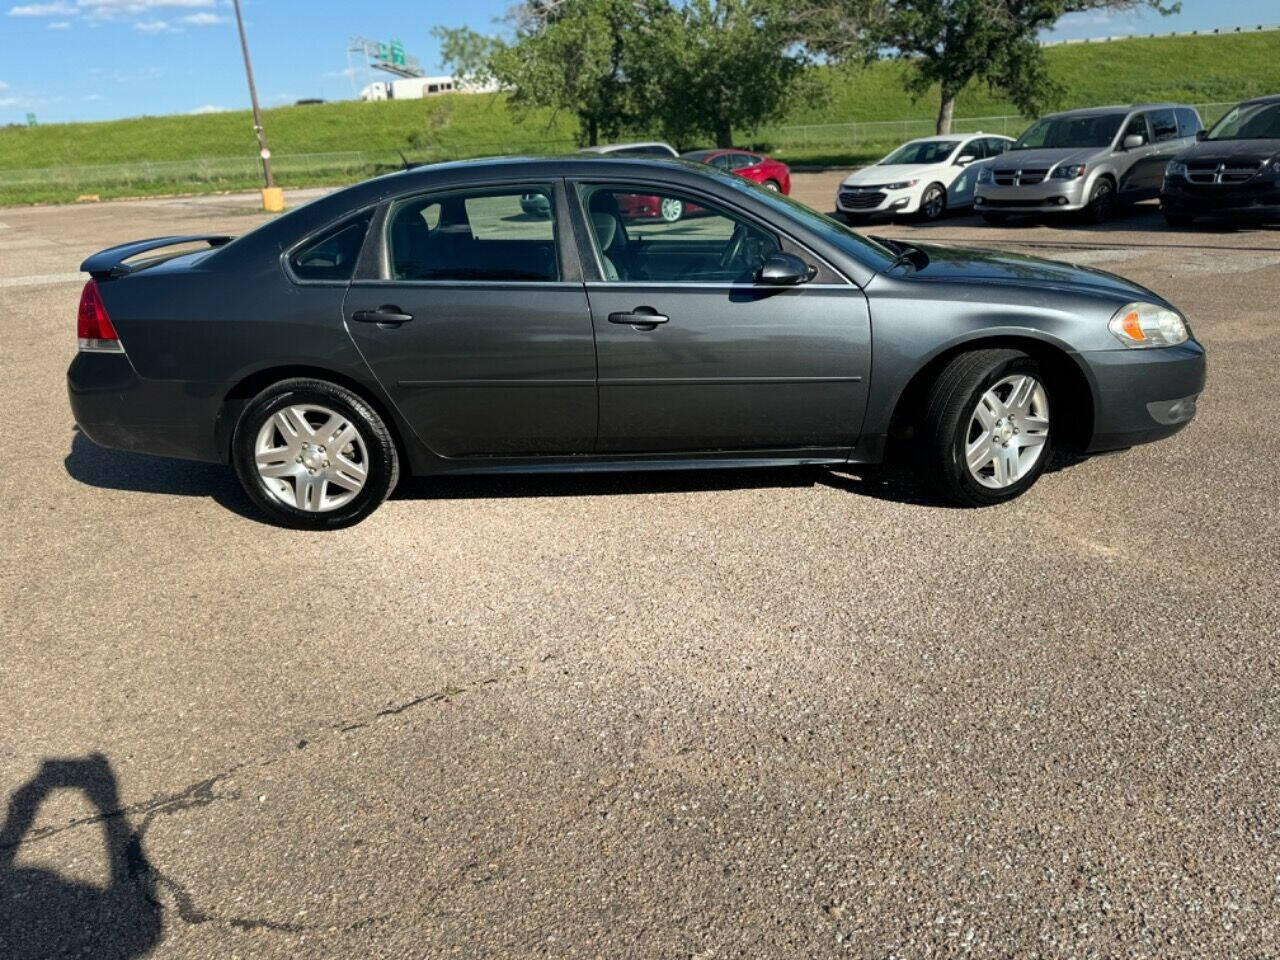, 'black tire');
917,182,947,221
1163,210,1193,228
1082,178,1116,224
763,179,781,192
981,212,1009,225
918,349,1054,507
232,378,400,530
